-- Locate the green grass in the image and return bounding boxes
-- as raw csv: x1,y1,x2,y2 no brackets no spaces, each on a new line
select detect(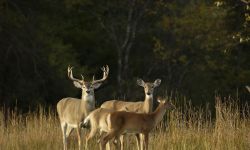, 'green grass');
0,97,249,150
